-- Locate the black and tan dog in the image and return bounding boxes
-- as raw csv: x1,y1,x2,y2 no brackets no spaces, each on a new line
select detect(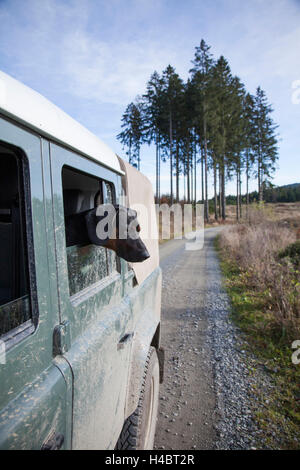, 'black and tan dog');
65,205,150,263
